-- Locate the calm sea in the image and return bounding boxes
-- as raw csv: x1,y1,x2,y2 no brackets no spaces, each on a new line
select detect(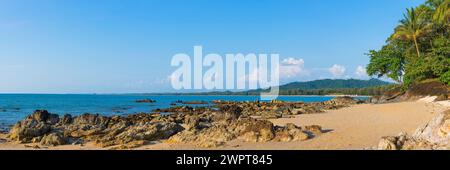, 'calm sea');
0,94,368,129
